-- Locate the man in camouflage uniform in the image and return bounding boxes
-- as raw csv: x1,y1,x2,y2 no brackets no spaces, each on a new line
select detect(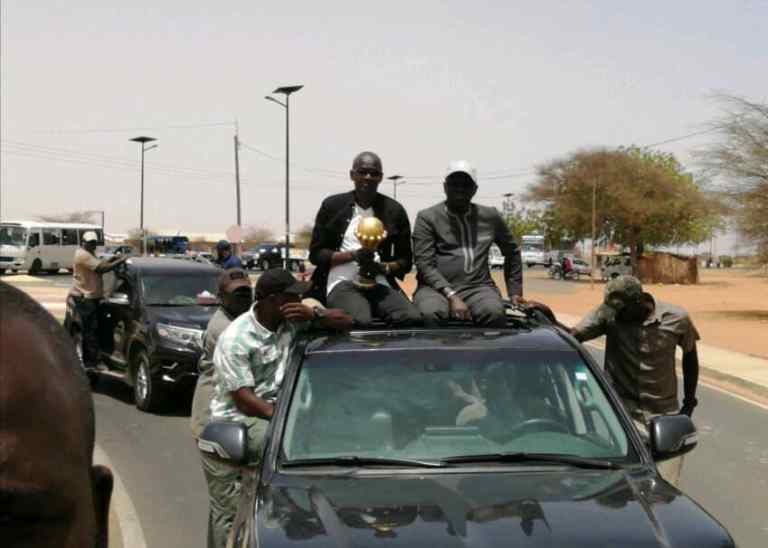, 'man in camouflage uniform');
202,269,352,547
571,275,700,487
